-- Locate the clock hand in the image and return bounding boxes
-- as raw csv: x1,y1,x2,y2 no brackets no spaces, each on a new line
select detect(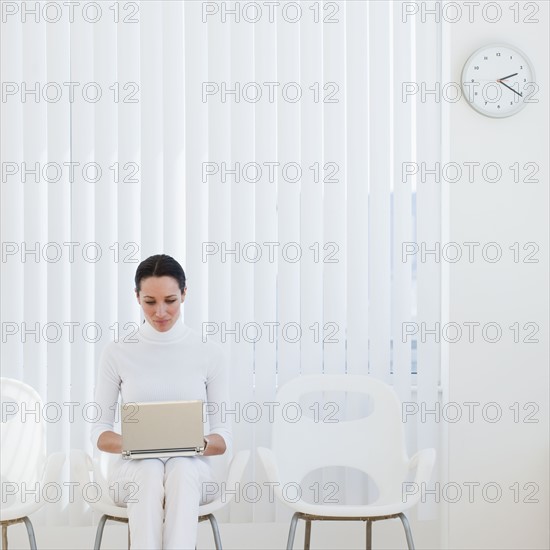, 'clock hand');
498,80,523,97
497,73,518,82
